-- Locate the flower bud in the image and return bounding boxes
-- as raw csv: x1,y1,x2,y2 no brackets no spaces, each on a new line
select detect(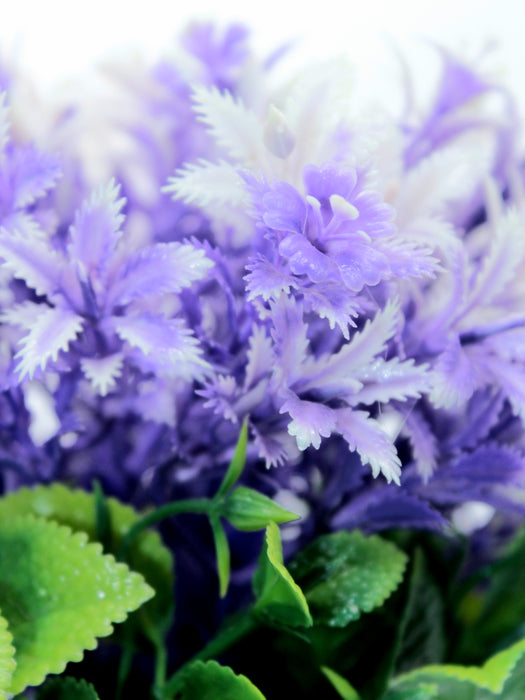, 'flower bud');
221,486,299,532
